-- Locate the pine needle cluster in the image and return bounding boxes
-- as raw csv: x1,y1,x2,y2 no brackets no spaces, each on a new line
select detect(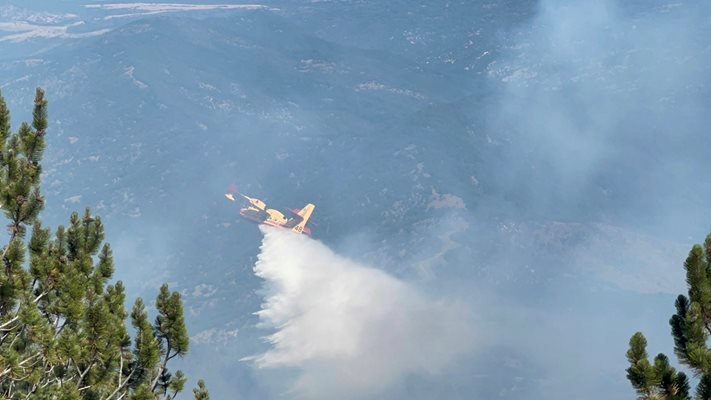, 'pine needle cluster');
625,234,711,399
0,89,209,399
